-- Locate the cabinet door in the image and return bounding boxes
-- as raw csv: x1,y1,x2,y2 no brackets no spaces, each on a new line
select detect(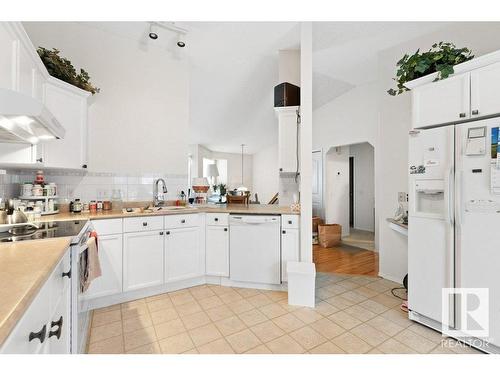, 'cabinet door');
123,231,164,292
278,110,298,173
281,228,299,282
412,73,470,128
165,227,203,282
206,226,229,277
85,234,123,299
45,285,70,354
42,82,88,169
471,61,500,119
